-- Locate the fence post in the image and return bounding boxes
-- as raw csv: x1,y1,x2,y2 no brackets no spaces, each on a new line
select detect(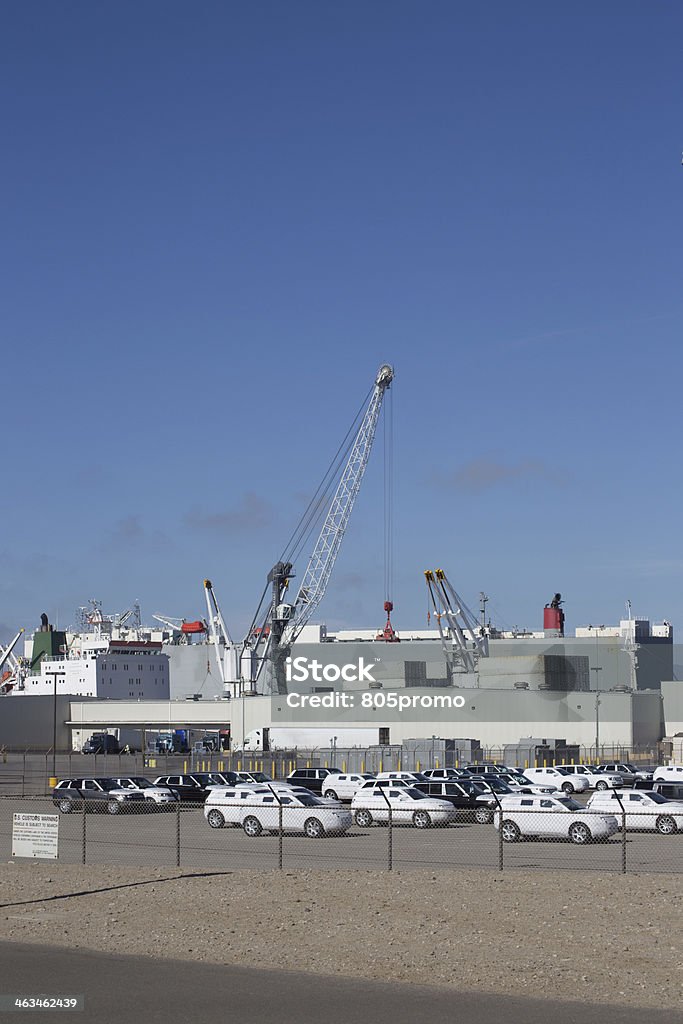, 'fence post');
379,789,393,871
81,800,87,865
175,797,181,868
267,784,284,870
613,791,627,874
491,792,503,872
